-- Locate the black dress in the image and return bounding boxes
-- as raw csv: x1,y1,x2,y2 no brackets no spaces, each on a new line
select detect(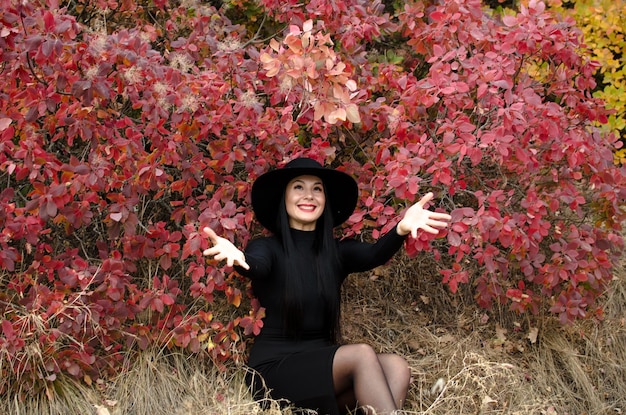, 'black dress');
237,226,406,414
